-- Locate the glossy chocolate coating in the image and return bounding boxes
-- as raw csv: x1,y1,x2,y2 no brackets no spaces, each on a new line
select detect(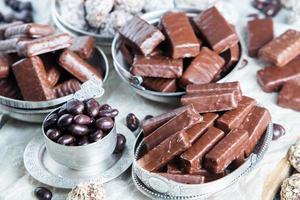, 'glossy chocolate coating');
73,114,93,125
95,117,114,131
142,77,177,93
54,79,81,98
216,96,256,132
4,23,54,39
256,56,300,92
194,7,239,53
45,65,61,88
98,109,119,118
0,53,11,78
181,127,225,174
68,124,89,137
57,134,76,145
89,130,105,142
34,187,52,200
259,29,300,67
66,99,85,115
277,80,300,111
0,21,23,39
126,113,140,132
247,18,274,57
158,173,205,184
57,114,73,127
12,56,55,101
46,128,62,141
161,12,200,59
69,36,95,60
17,33,73,57
58,49,102,82
44,113,58,130
204,128,249,173
85,98,100,117
119,16,165,56
138,131,191,172
180,47,225,86
143,107,202,150
114,134,126,153
131,55,183,78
